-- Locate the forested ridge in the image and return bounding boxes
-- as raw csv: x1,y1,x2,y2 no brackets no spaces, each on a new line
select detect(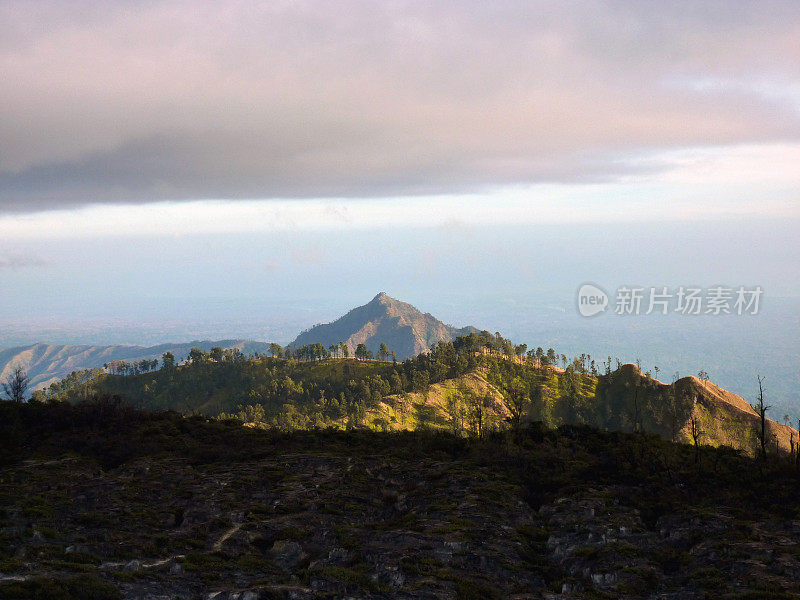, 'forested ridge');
30,332,795,457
